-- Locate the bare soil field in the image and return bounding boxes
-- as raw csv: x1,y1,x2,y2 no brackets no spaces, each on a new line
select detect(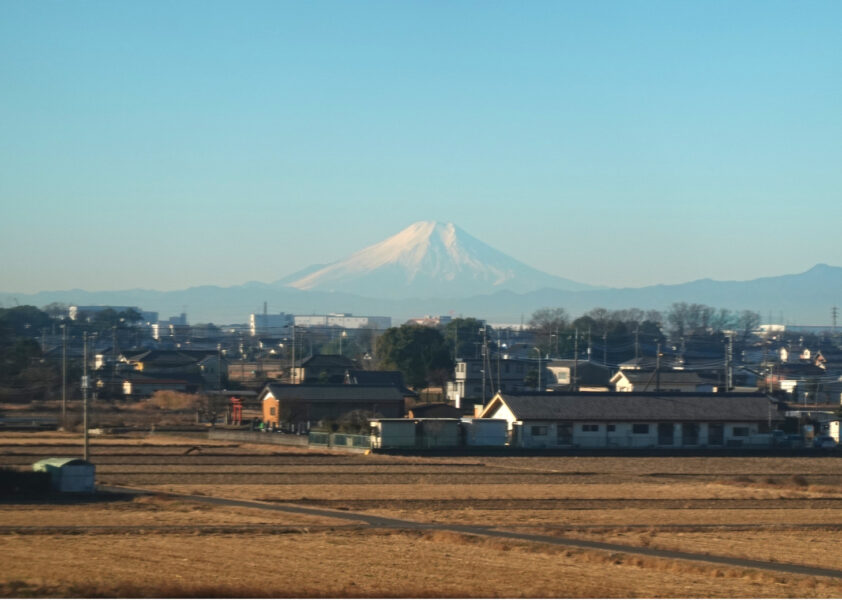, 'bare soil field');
4,431,842,597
